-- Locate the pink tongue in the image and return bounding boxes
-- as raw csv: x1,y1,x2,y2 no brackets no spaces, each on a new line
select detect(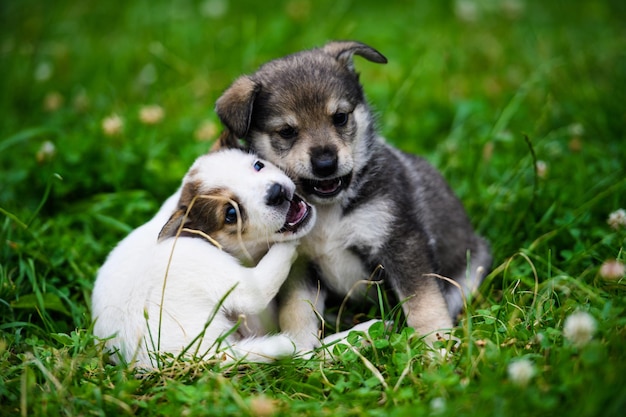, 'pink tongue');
315,179,339,193
286,200,307,225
